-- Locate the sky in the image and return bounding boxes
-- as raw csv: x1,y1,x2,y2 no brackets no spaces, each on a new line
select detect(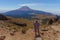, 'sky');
0,0,60,15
